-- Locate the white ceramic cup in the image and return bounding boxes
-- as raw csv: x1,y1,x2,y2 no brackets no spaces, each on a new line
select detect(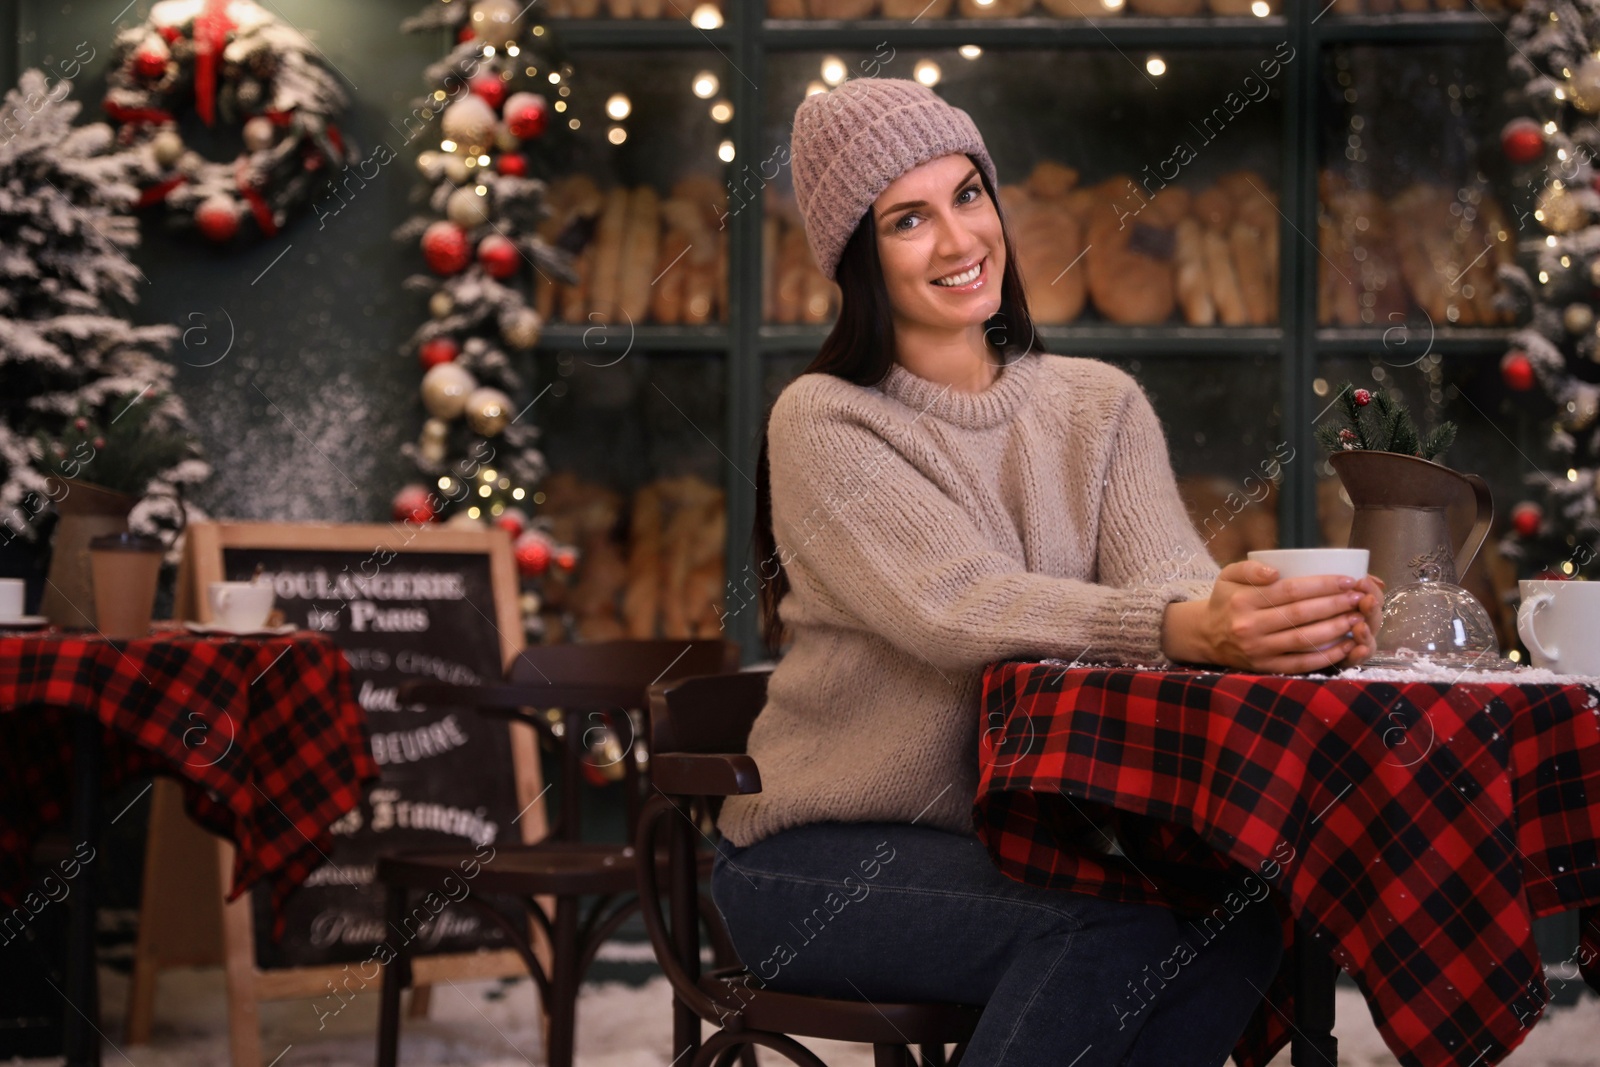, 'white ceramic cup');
207,580,275,631
0,578,24,620
1246,548,1370,581
1517,580,1600,676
